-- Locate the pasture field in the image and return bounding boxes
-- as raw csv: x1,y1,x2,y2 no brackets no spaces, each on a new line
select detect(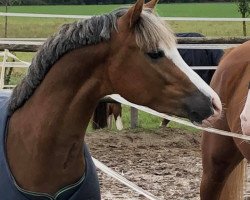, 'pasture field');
0,3,250,38
0,3,243,131
0,3,243,17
